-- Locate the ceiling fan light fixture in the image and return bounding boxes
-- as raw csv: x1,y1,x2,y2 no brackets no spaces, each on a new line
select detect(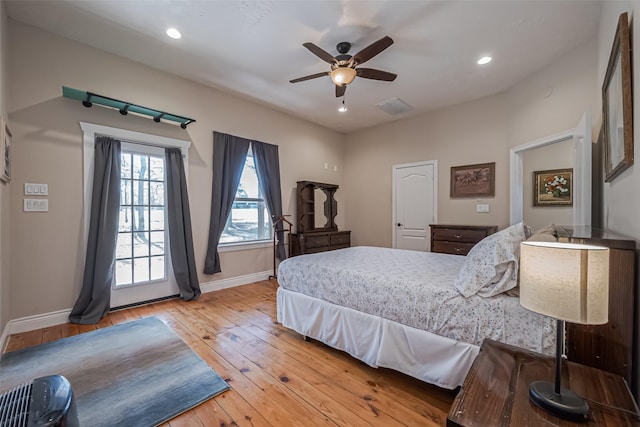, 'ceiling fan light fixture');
331,67,357,85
